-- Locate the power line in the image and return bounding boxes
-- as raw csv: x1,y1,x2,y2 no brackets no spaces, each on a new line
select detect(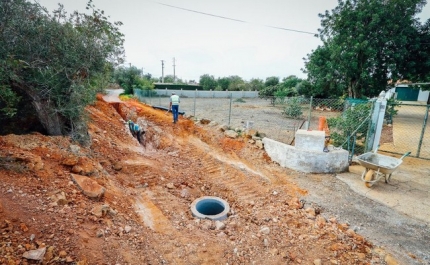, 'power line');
151,1,317,35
